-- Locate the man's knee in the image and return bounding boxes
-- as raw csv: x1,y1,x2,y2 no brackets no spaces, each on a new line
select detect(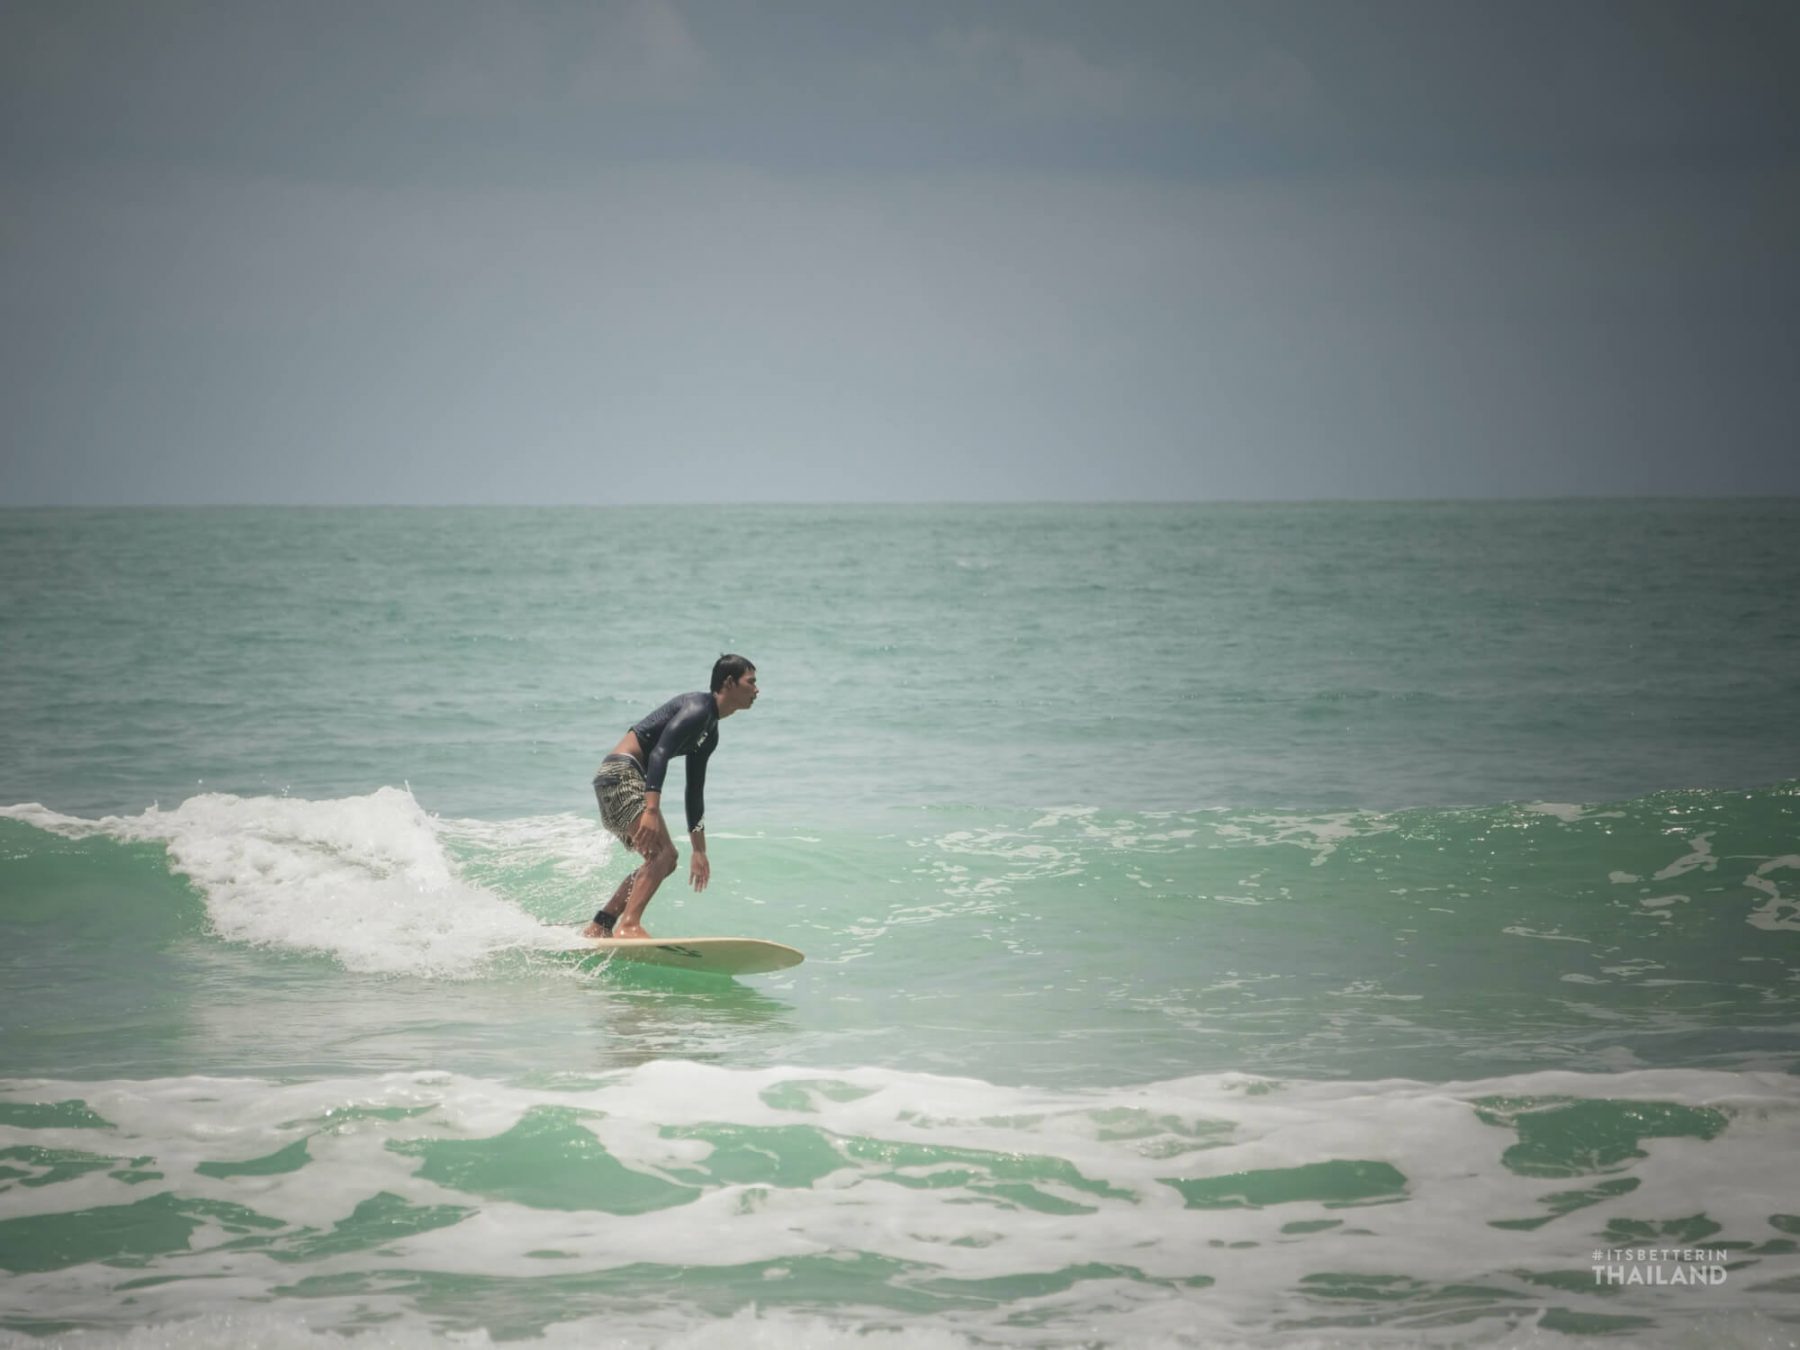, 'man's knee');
651,846,678,878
